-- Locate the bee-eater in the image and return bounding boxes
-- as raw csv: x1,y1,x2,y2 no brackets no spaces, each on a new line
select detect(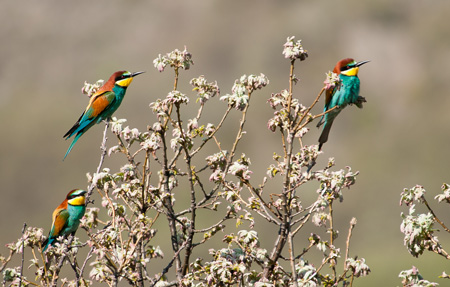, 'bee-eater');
63,70,145,159
43,189,87,251
317,58,369,150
